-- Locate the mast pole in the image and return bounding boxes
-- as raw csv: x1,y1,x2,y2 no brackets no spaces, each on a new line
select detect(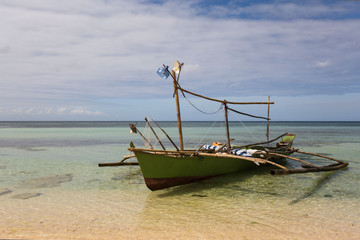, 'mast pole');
224,101,231,151
172,70,184,151
266,96,270,147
